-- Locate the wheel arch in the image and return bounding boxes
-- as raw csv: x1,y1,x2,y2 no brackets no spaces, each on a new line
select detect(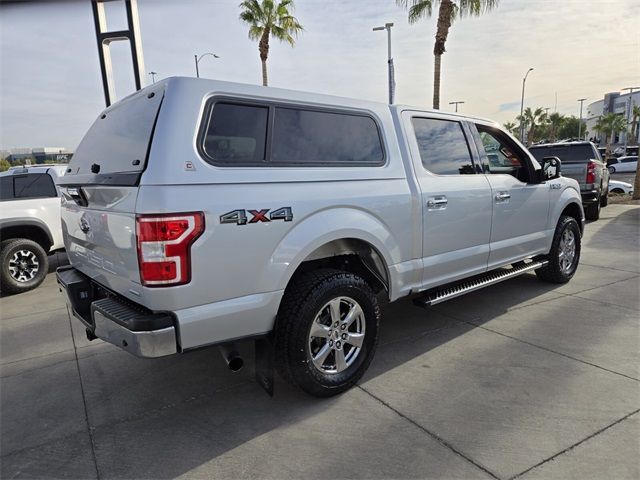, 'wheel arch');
268,208,400,302
0,219,53,252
